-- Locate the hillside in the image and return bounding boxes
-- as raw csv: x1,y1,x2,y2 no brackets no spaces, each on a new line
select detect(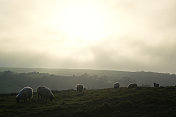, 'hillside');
0,69,176,93
1,87,176,117
0,67,130,76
